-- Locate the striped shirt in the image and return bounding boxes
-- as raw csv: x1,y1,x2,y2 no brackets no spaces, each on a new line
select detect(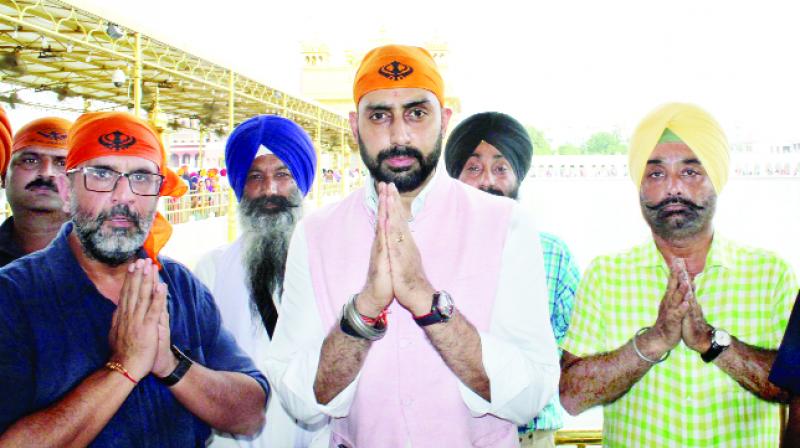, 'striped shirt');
519,232,581,433
562,236,797,447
